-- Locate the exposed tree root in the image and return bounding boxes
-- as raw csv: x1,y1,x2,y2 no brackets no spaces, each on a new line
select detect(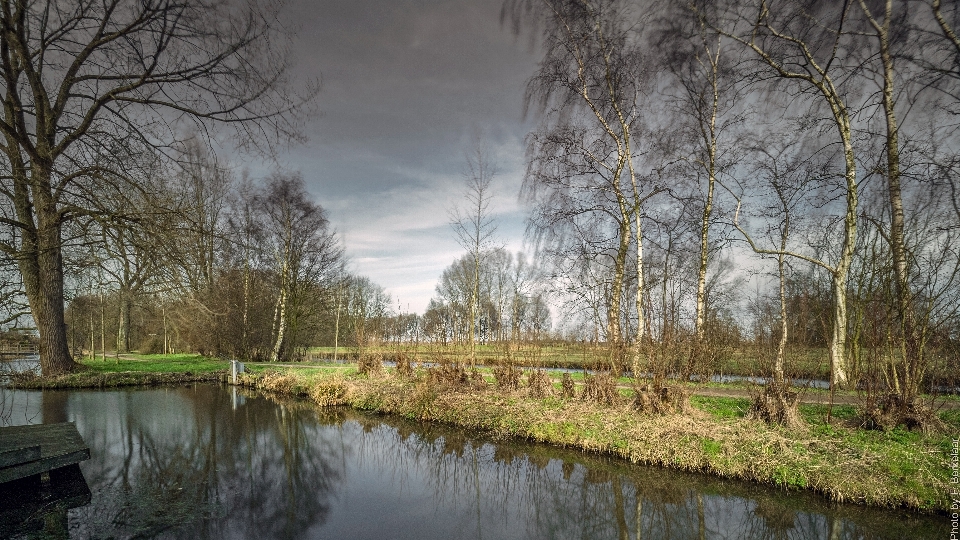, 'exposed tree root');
747,382,804,429
860,392,945,434
633,382,690,414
